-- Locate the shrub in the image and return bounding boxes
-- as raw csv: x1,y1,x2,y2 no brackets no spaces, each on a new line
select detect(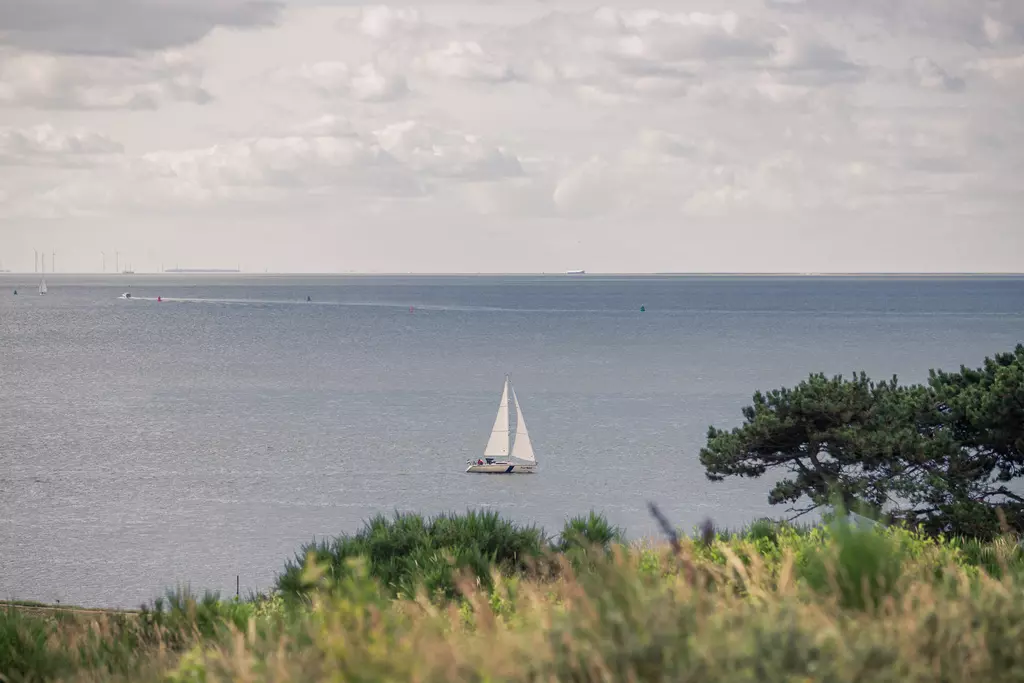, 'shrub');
276,509,549,602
